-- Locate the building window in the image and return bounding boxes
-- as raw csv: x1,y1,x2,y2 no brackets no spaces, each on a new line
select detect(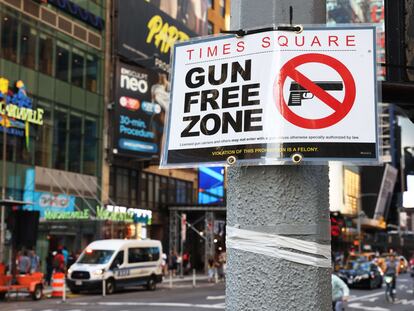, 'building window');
131,170,138,207
219,0,225,16
35,102,52,167
208,0,214,9
1,15,18,62
71,49,85,88
53,109,68,170
116,168,129,205
160,177,168,205
155,175,160,208
83,118,98,175
56,42,70,81
86,54,99,93
208,21,214,35
68,113,82,172
148,174,154,208
20,23,37,69
140,172,147,207
168,178,176,203
38,33,53,75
